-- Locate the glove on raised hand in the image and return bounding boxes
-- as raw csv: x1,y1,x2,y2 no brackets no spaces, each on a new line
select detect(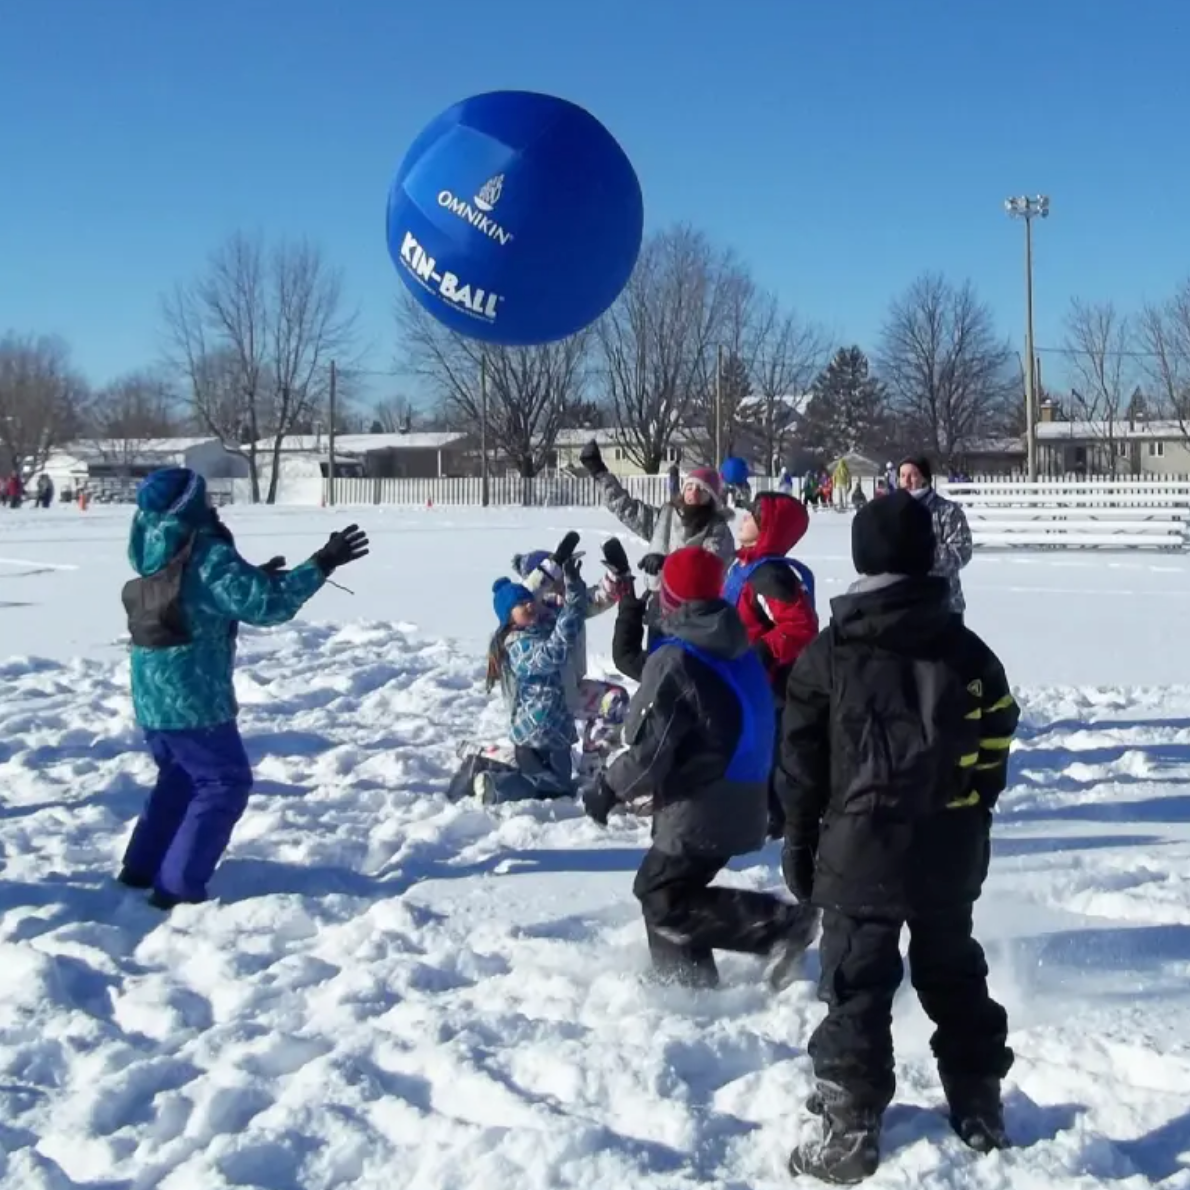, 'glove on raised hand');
552,531,580,564
639,553,665,577
313,524,369,576
578,440,605,477
601,536,631,578
261,556,287,576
